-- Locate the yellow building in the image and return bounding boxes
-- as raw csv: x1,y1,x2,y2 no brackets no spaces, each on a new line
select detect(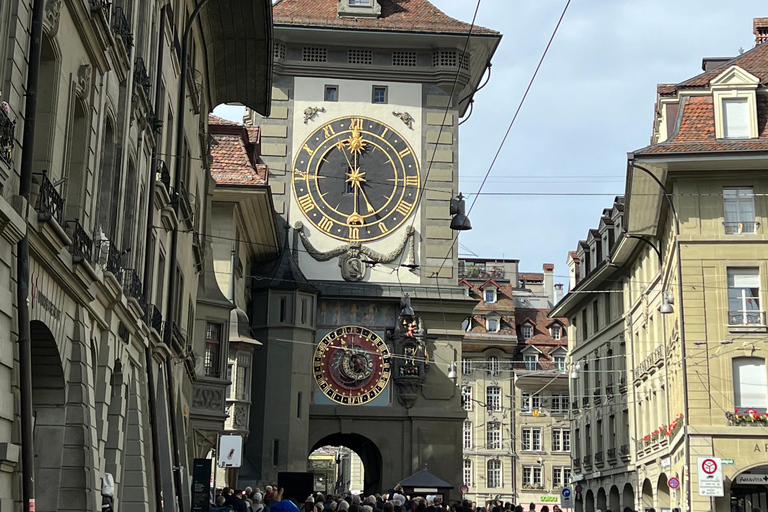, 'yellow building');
622,18,768,512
